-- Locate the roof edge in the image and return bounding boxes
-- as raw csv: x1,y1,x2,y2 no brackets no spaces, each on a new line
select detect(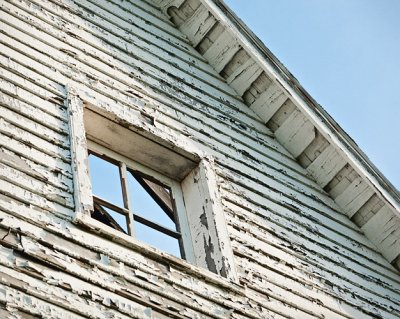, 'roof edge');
204,0,400,214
